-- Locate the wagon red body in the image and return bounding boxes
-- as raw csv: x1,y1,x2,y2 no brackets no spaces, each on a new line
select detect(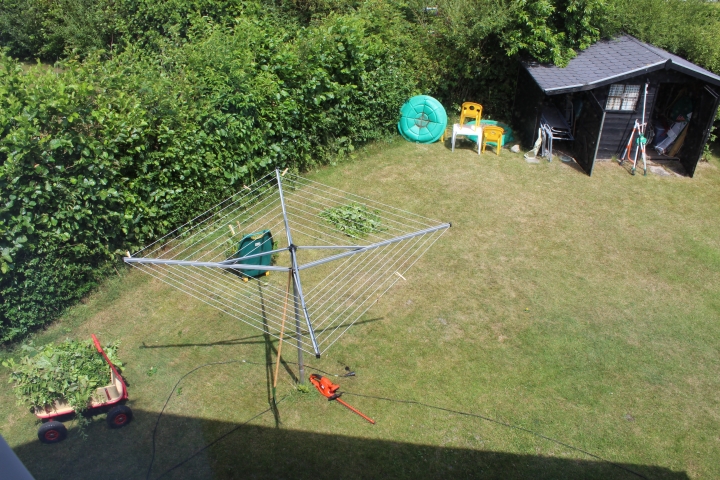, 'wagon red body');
35,334,132,443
